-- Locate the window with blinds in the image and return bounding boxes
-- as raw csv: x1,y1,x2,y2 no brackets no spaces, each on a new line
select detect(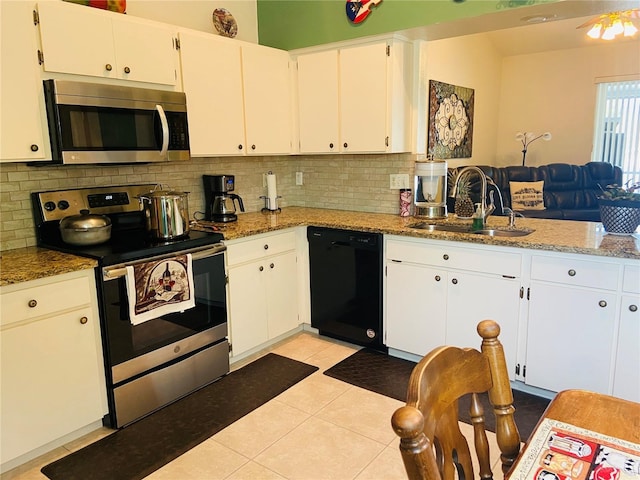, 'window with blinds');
592,79,640,187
